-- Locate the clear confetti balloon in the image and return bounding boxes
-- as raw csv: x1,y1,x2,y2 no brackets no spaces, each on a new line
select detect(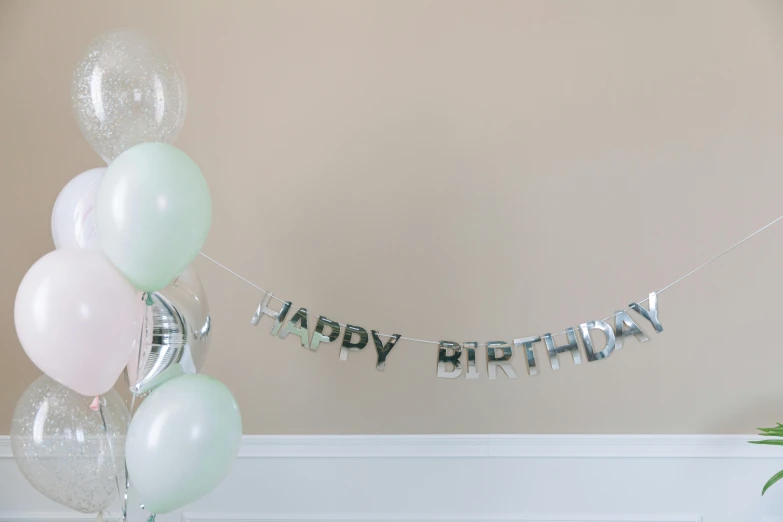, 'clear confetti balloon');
71,29,187,163
10,375,129,514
